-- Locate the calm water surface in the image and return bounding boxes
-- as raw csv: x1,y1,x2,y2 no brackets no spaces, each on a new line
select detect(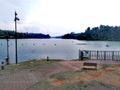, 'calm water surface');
0,39,120,63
